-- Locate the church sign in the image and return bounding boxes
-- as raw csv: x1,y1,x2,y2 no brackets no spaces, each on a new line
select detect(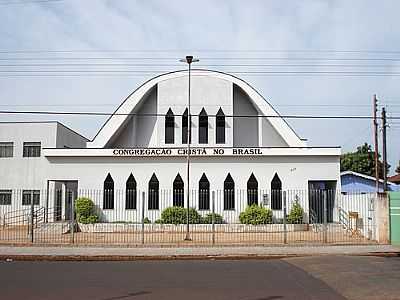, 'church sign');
112,147,264,157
